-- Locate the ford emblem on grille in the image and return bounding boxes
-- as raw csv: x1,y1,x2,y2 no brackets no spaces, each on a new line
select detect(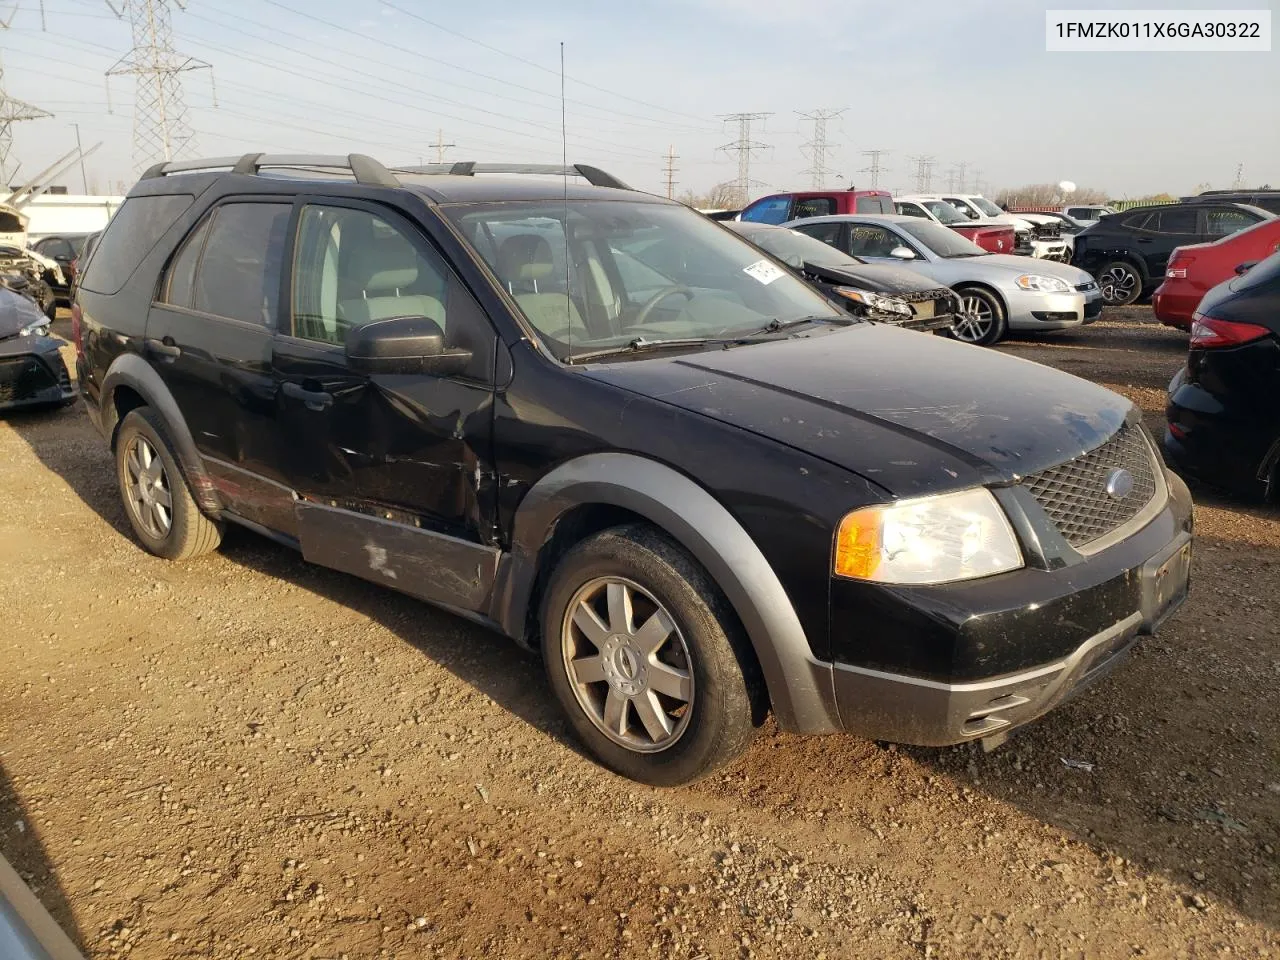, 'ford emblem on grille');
1105,468,1135,500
